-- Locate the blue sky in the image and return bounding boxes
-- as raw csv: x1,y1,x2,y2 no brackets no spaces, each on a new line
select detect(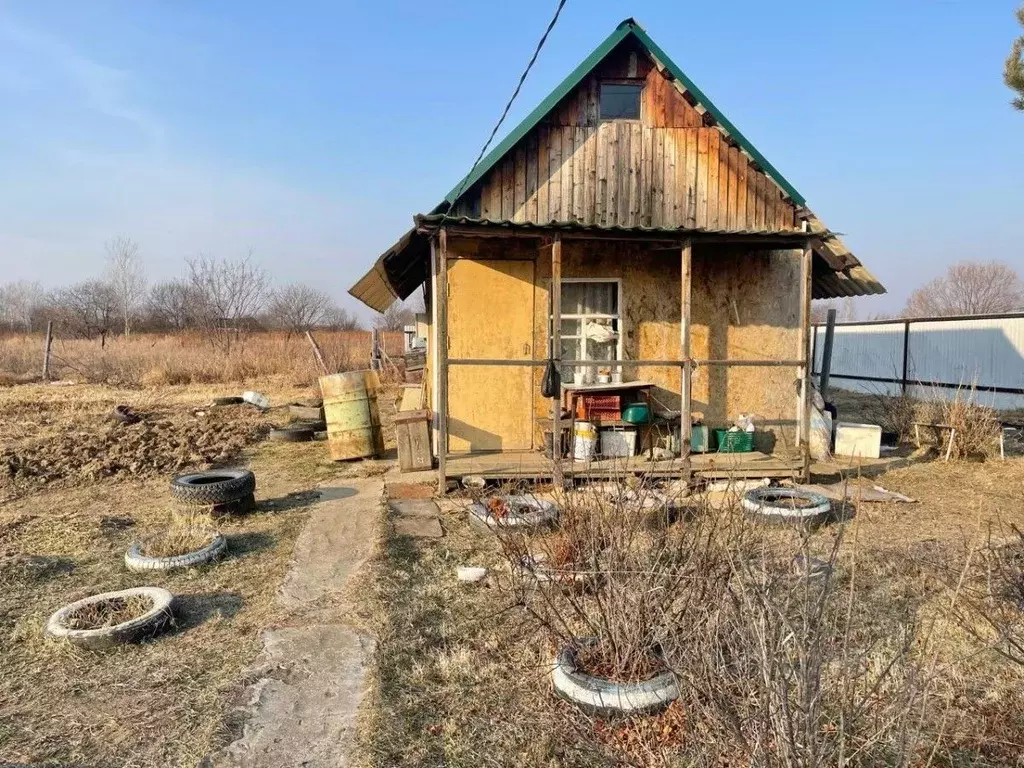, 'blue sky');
1,0,1021,320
